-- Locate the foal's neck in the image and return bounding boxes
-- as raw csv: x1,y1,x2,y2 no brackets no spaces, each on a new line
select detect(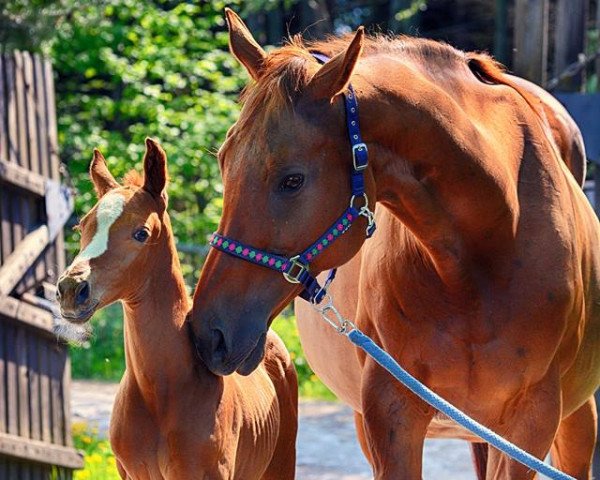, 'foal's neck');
121,224,206,408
